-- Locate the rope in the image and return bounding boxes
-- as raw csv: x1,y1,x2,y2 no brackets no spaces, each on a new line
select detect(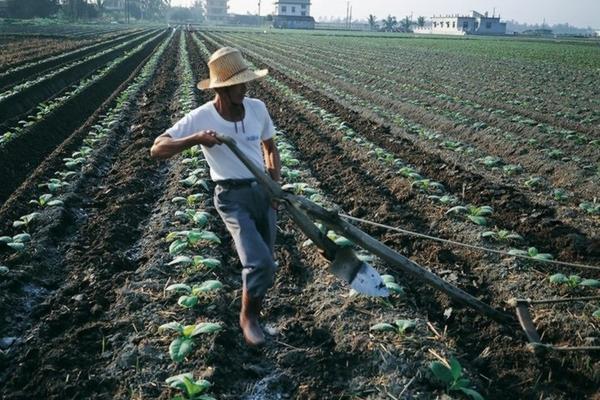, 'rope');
512,296,600,306
338,213,600,271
